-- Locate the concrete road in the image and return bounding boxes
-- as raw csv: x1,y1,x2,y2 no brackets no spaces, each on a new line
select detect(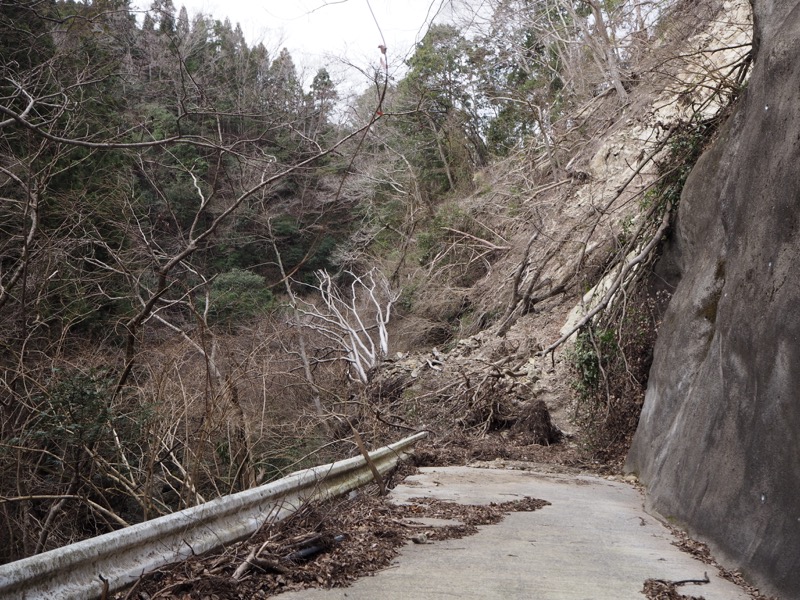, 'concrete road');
279,466,750,600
